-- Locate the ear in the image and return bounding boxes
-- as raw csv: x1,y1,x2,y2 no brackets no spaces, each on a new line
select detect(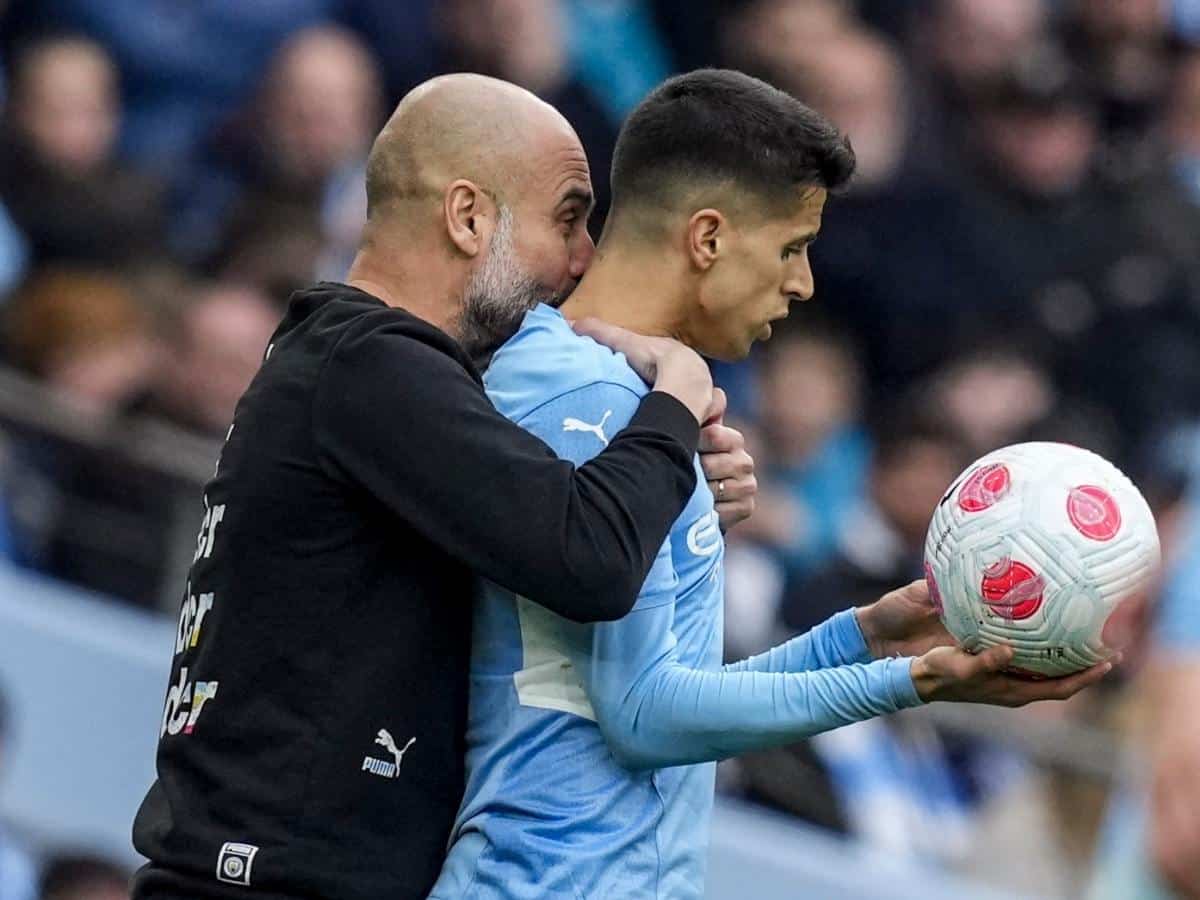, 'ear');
686,209,724,271
443,179,495,257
